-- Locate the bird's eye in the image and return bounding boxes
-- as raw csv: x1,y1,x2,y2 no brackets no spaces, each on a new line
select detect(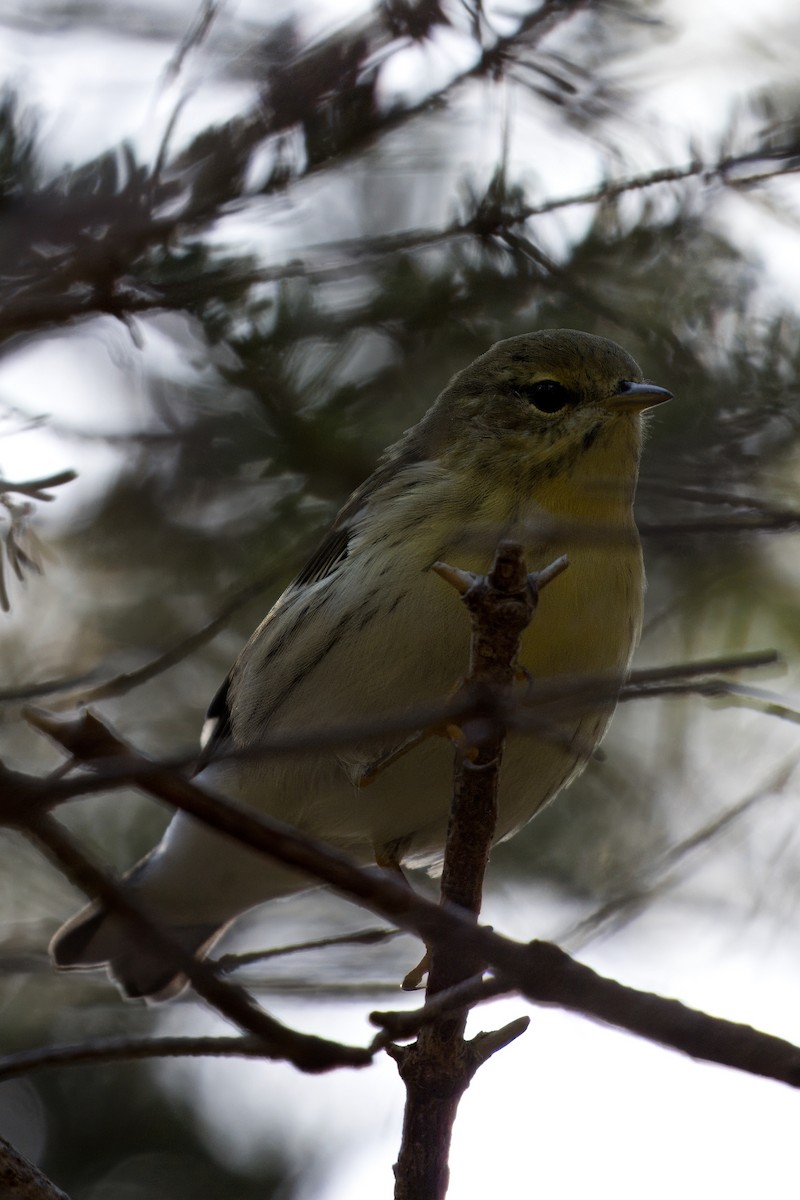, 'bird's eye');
515,379,574,414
